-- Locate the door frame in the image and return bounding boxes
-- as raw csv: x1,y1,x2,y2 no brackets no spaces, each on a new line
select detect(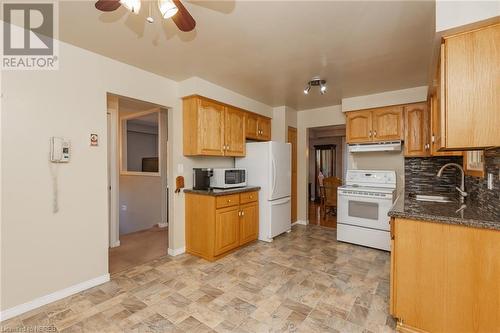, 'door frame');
287,126,297,223
107,94,169,249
